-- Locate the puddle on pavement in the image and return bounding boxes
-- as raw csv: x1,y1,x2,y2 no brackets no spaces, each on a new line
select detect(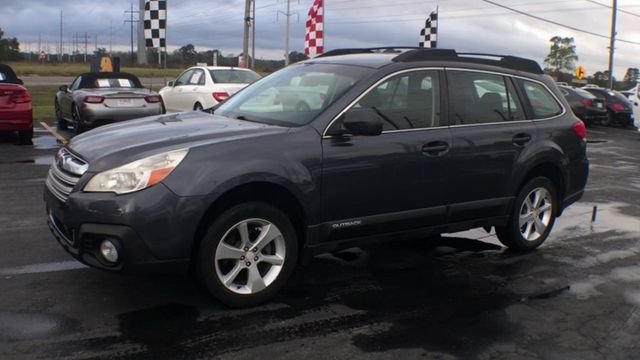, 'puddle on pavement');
32,134,62,150
0,312,79,341
550,202,640,240
0,155,53,165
